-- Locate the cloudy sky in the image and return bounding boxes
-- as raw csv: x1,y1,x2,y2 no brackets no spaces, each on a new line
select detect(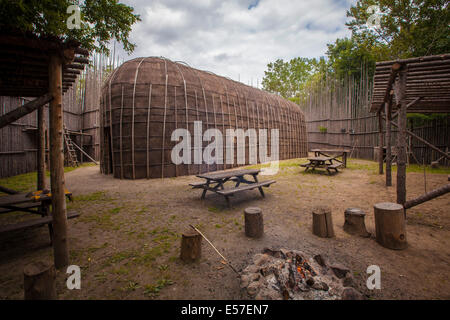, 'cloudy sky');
116,0,357,85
